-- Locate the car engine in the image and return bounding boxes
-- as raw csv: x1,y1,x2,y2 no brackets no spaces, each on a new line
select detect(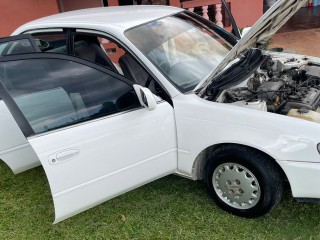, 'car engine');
219,55,320,123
